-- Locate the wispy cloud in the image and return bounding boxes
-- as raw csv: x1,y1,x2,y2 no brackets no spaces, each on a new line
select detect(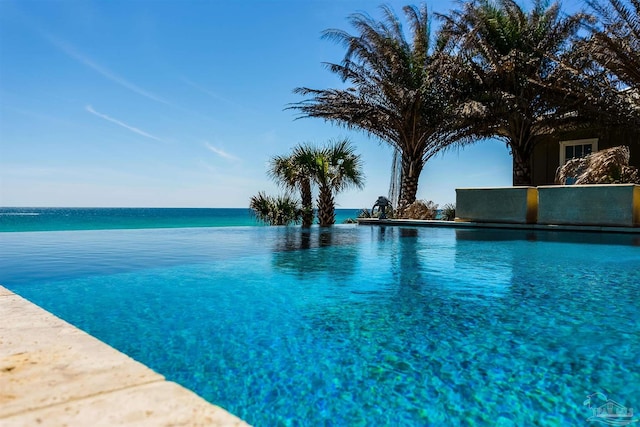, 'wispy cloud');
204,142,239,161
183,78,231,103
47,35,169,105
198,160,218,174
183,78,255,113
86,105,165,142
